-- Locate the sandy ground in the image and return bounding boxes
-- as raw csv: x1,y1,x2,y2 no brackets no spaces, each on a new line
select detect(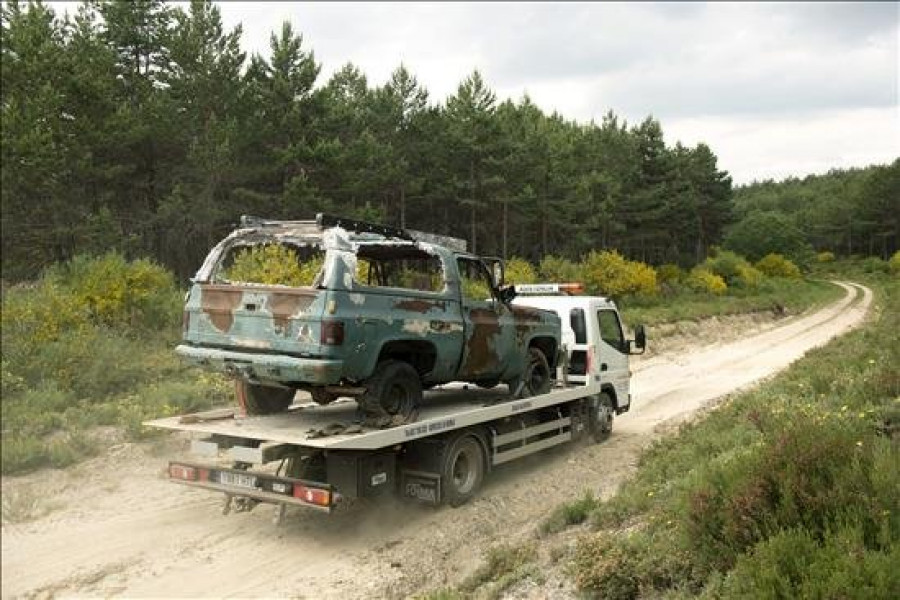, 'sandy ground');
1,281,871,599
